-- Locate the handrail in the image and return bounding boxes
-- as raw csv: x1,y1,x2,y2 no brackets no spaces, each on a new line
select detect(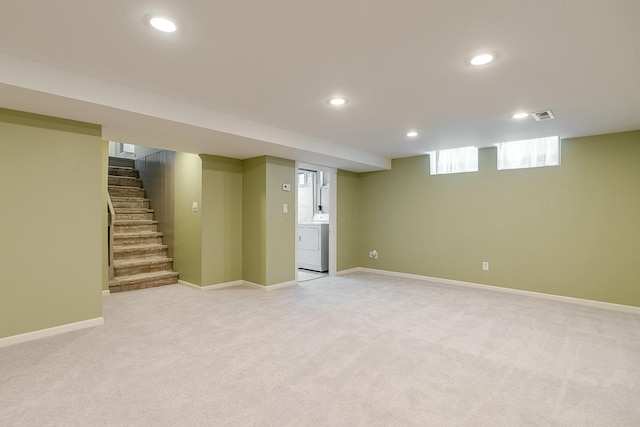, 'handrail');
107,193,116,279
107,193,115,226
